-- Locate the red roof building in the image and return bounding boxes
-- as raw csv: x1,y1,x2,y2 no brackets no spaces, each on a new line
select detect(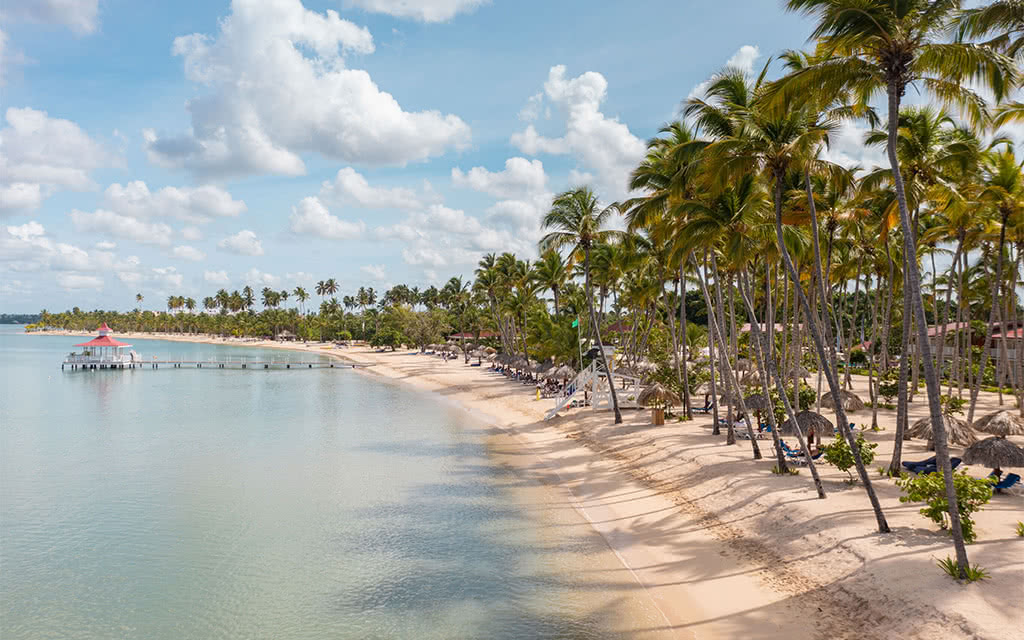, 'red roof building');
75,323,131,348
